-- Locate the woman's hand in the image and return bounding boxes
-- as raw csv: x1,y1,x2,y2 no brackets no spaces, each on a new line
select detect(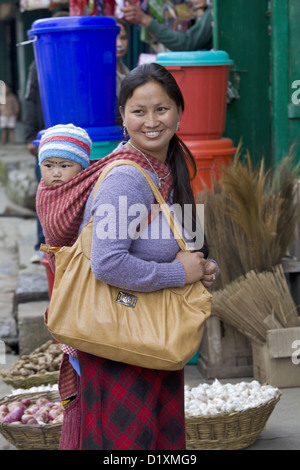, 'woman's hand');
201,259,218,289
175,251,206,285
